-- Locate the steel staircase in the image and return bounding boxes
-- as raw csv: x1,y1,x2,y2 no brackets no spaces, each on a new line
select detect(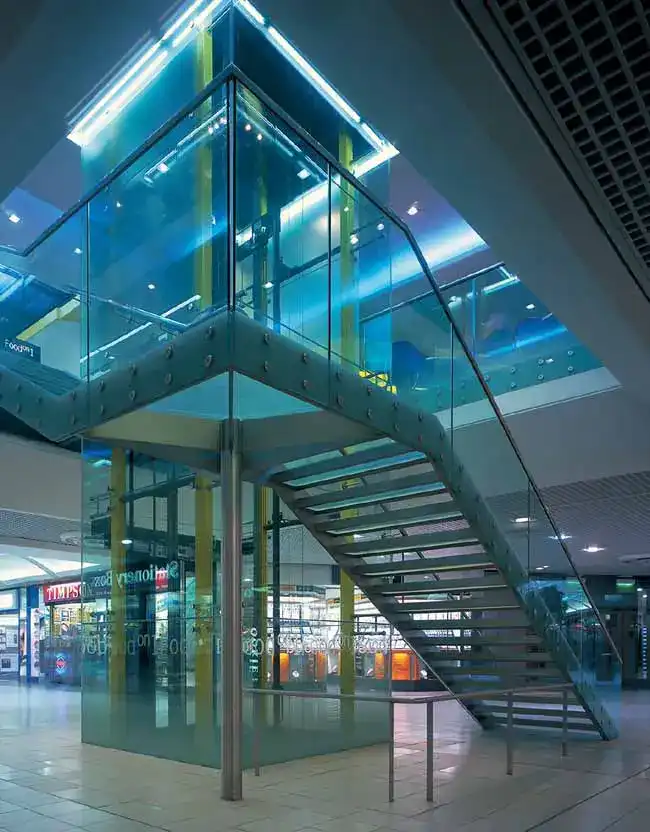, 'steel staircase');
269,434,615,737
